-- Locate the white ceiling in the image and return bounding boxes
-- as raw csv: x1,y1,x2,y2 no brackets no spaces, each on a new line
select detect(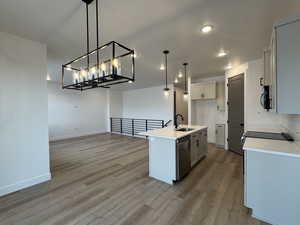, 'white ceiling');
0,0,300,90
